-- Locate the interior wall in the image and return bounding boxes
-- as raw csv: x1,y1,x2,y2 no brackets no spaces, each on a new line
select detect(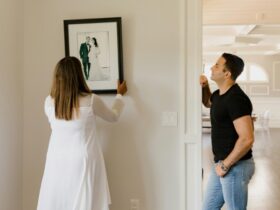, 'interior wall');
23,1,180,210
0,0,23,209
242,55,280,98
